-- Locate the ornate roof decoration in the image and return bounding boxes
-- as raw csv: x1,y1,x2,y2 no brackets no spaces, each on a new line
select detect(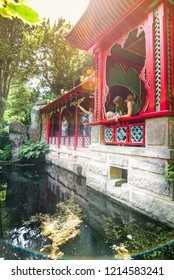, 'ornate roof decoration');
65,0,143,51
